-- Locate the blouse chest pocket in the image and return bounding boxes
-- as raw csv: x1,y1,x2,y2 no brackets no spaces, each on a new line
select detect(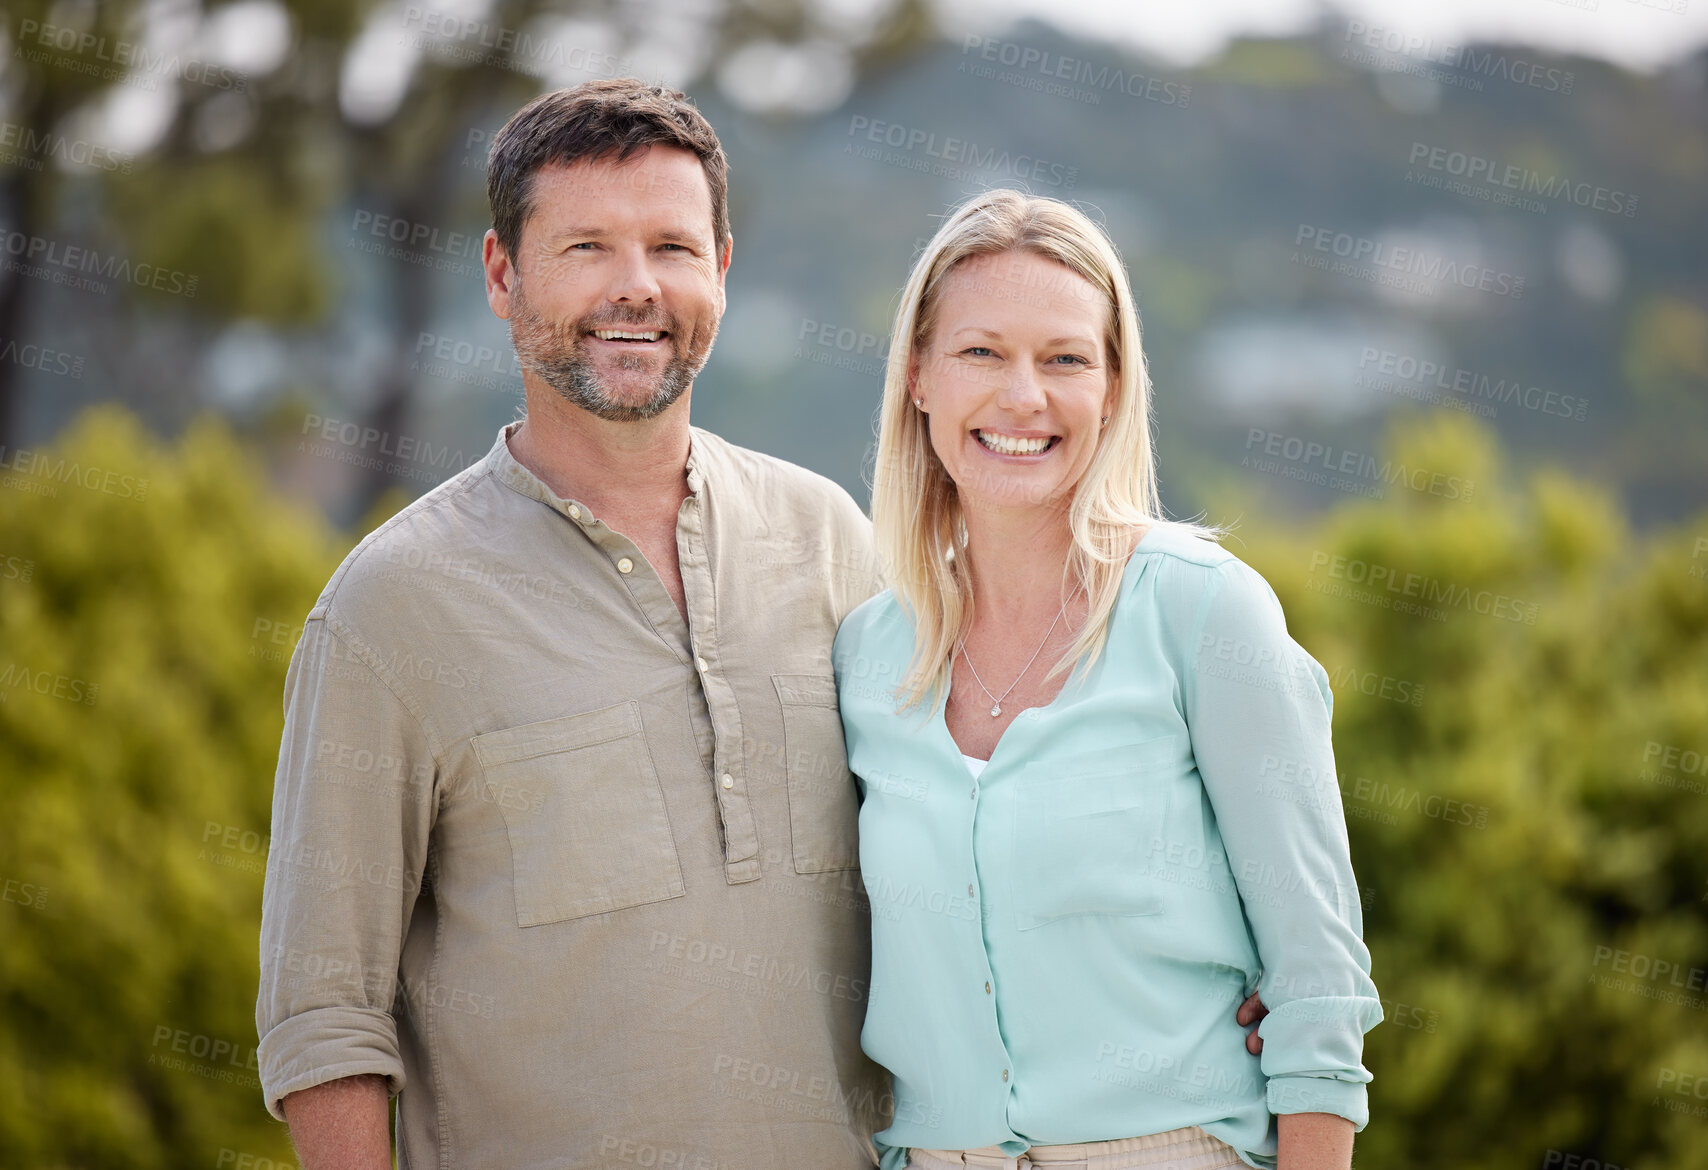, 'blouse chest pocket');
1010,734,1181,932
772,673,861,874
472,701,685,928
